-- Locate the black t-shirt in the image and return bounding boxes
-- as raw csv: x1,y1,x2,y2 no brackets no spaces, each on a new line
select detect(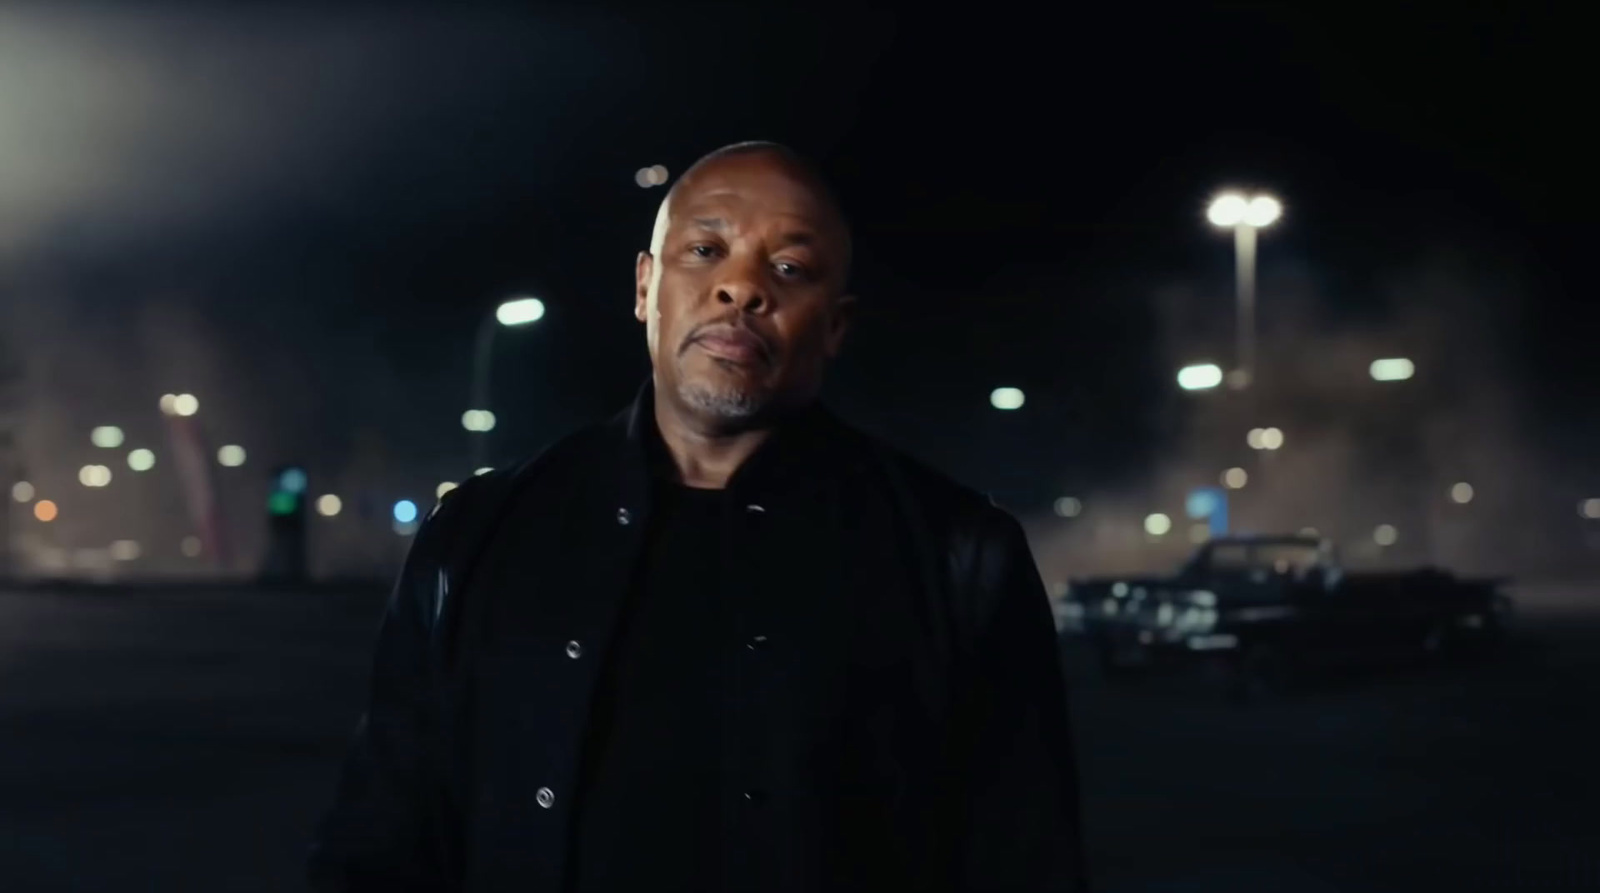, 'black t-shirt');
569,480,731,892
